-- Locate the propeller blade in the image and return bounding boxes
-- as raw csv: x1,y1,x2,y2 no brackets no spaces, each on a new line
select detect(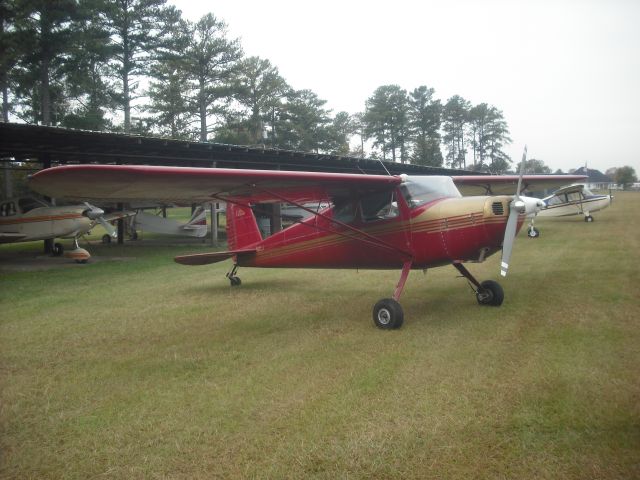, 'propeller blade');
500,145,528,277
501,207,520,277
97,217,117,237
97,216,117,237
514,145,527,199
